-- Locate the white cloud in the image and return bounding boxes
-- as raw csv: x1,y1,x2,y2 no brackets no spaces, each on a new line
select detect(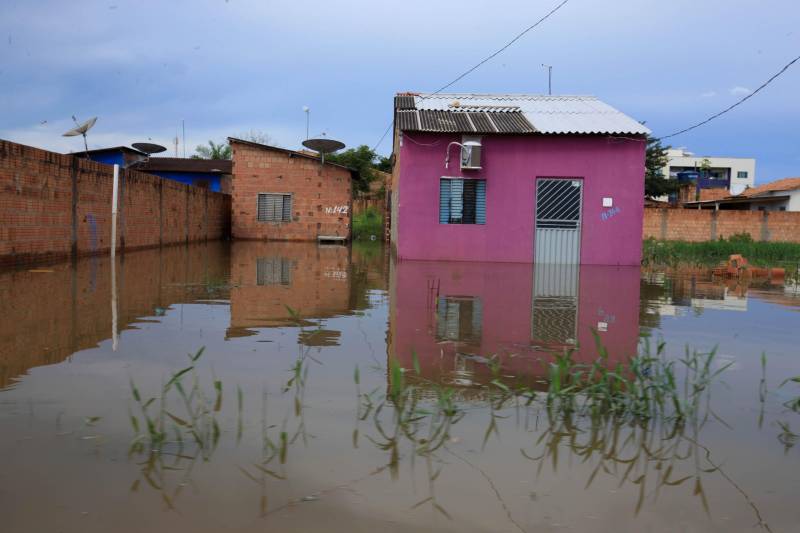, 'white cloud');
700,90,717,98
729,86,752,96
